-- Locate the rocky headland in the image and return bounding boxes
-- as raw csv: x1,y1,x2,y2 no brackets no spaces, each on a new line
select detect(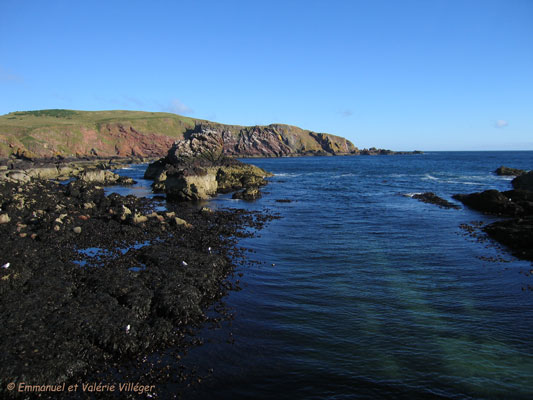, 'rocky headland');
0,109,421,160
453,169,533,261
